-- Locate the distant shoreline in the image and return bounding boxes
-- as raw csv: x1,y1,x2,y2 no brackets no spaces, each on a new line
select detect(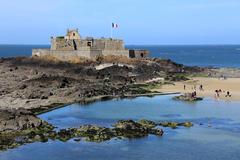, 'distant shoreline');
156,77,240,101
